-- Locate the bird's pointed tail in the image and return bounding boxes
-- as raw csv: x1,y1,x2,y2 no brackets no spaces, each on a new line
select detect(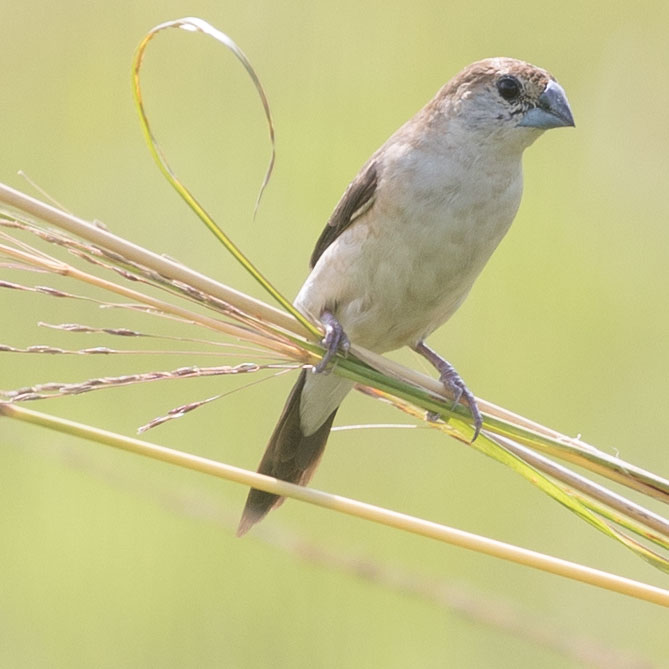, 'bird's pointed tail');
237,369,340,536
